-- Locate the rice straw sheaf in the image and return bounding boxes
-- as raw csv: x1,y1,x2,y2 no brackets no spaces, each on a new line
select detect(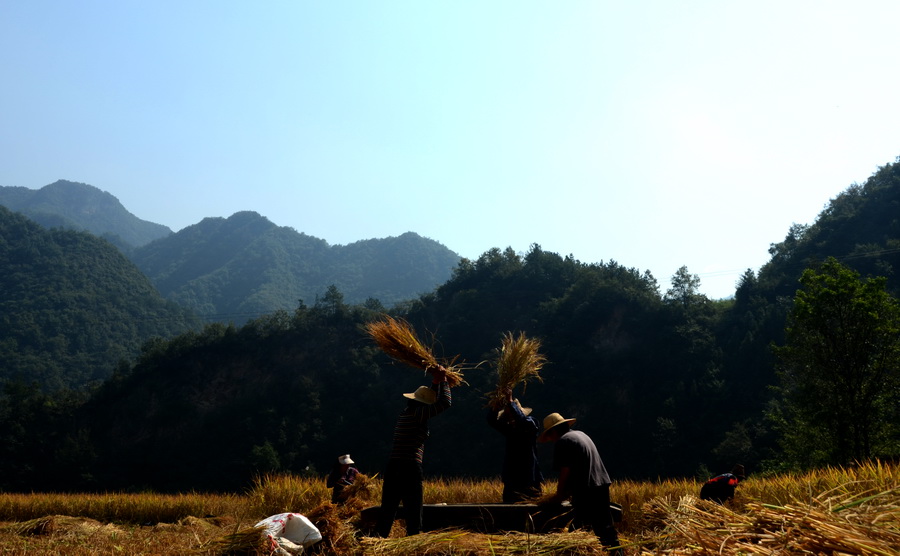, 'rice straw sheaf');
638,489,900,555
196,524,269,555
337,472,376,511
7,515,121,537
305,502,359,555
487,331,546,411
360,528,602,555
365,316,466,387
305,474,378,554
